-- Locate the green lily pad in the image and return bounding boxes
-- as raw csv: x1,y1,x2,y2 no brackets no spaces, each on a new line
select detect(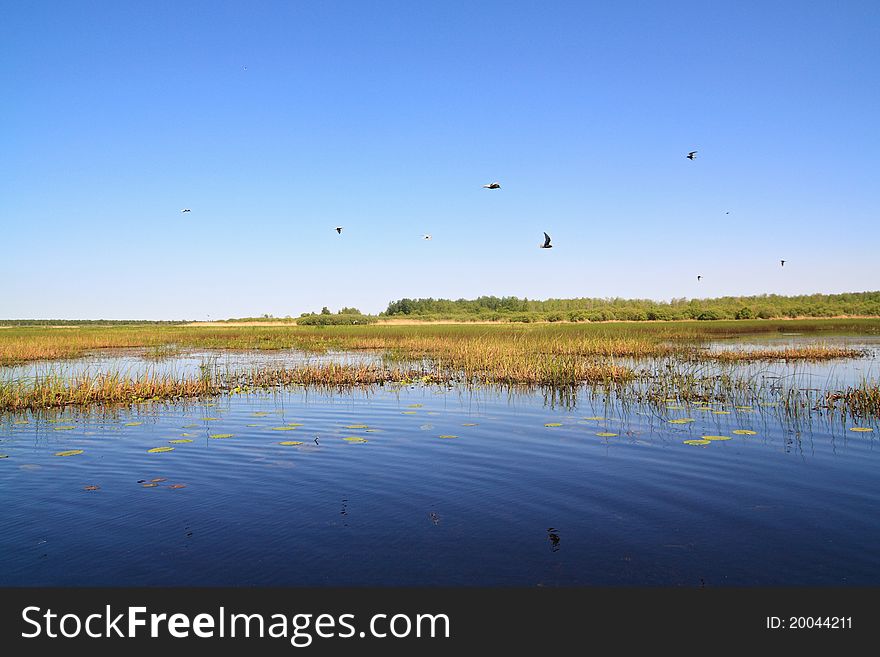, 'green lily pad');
147,446,175,453
54,449,84,457
849,427,874,433
667,418,695,424
169,438,193,444
732,429,757,435
251,412,269,417
702,435,731,441
53,425,76,431
343,436,368,443
279,441,304,446
462,423,478,426
124,422,143,427
596,432,618,437
438,435,458,439
345,424,368,429
209,433,234,439
272,426,298,431
683,439,711,446
544,423,563,427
